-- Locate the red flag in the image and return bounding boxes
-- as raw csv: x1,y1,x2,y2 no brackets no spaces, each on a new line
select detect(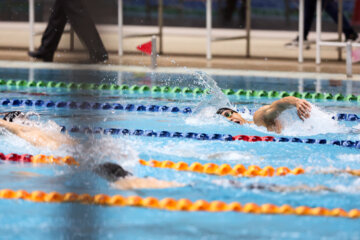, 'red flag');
136,41,152,55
